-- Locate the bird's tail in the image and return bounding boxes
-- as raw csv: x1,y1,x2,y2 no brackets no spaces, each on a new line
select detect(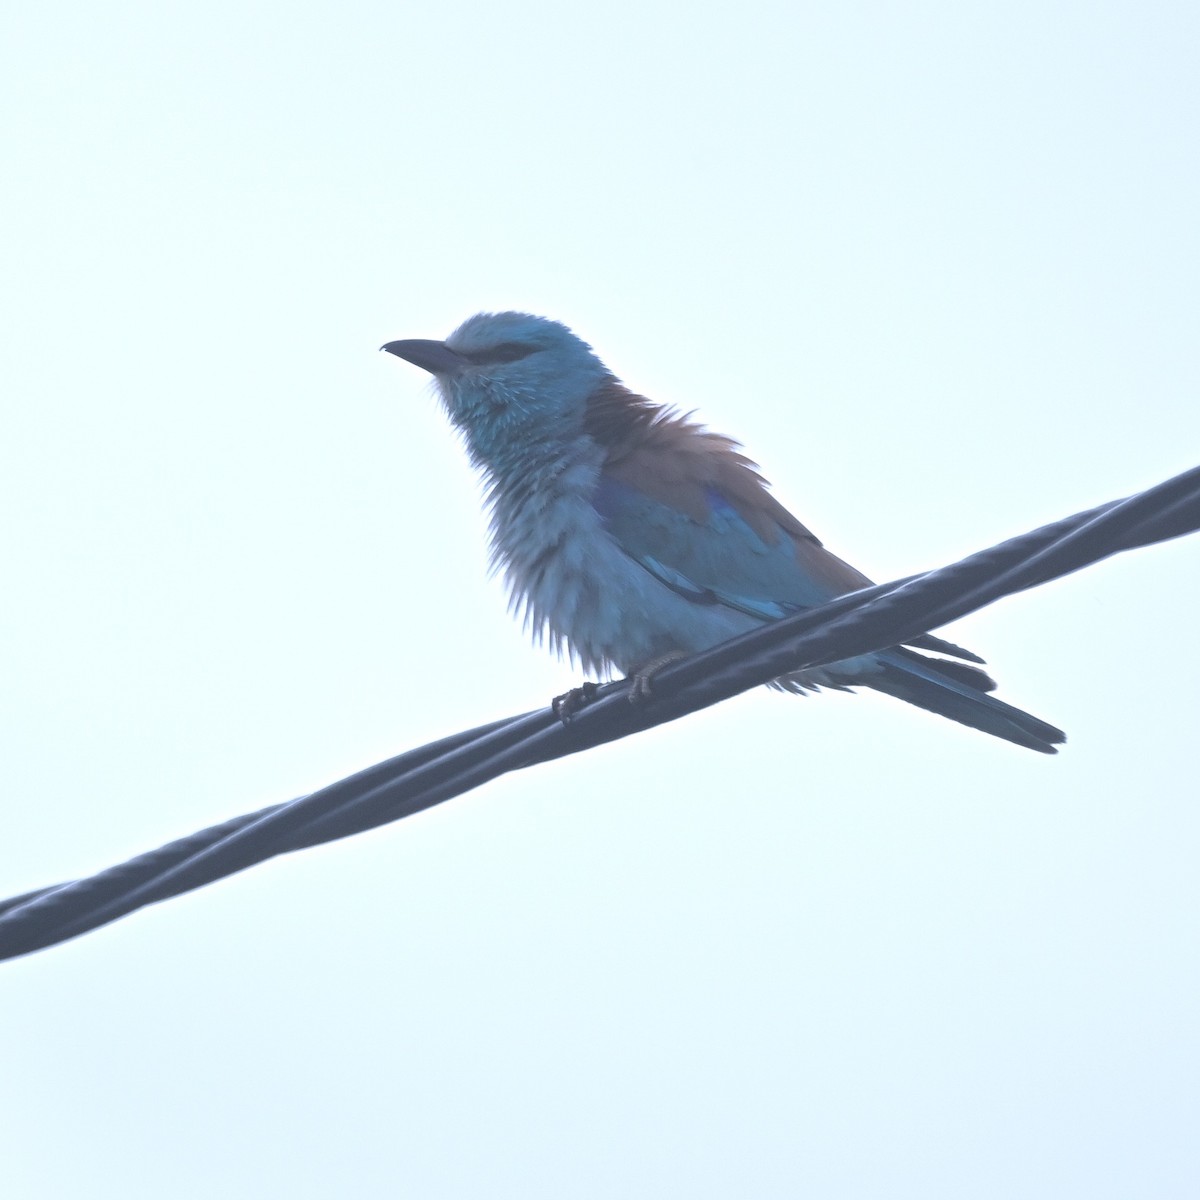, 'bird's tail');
866,647,1066,754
